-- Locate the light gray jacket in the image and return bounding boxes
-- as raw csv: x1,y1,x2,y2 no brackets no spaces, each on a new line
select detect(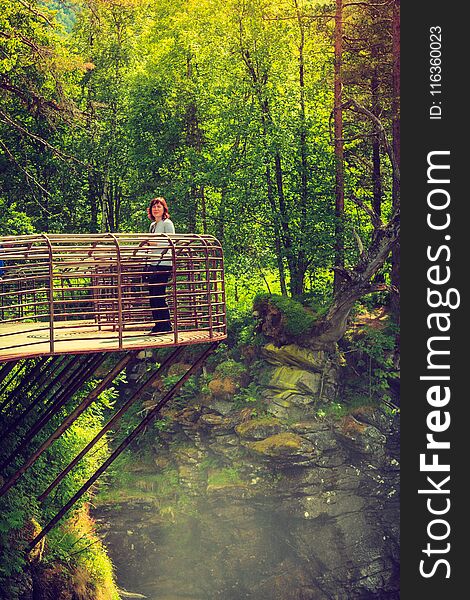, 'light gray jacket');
149,219,175,266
